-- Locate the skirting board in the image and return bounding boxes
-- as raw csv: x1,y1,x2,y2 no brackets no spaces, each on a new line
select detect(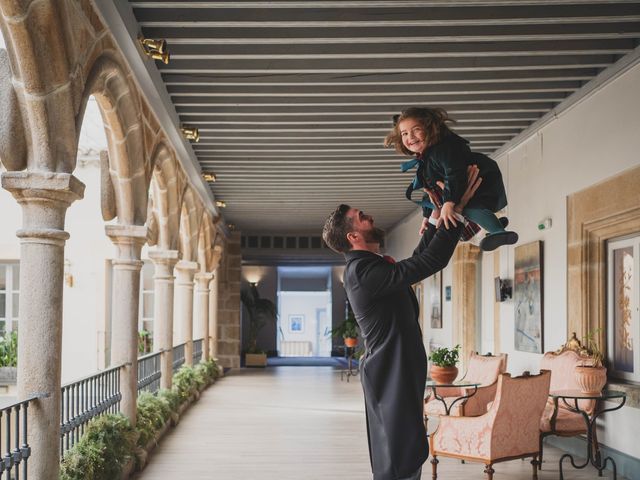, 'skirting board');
545,436,640,480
